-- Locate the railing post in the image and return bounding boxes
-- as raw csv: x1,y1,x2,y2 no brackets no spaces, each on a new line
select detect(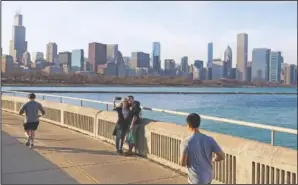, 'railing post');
80,100,83,107
271,130,275,146
106,104,109,111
